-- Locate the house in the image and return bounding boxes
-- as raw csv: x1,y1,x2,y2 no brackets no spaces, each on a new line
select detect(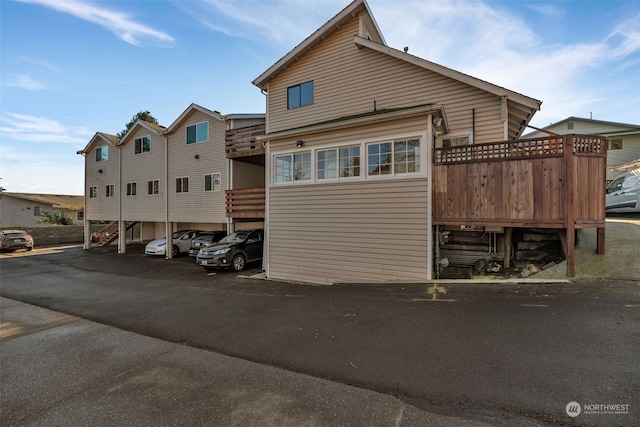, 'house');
0,192,84,228
77,104,265,254
523,117,640,182
253,0,606,284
